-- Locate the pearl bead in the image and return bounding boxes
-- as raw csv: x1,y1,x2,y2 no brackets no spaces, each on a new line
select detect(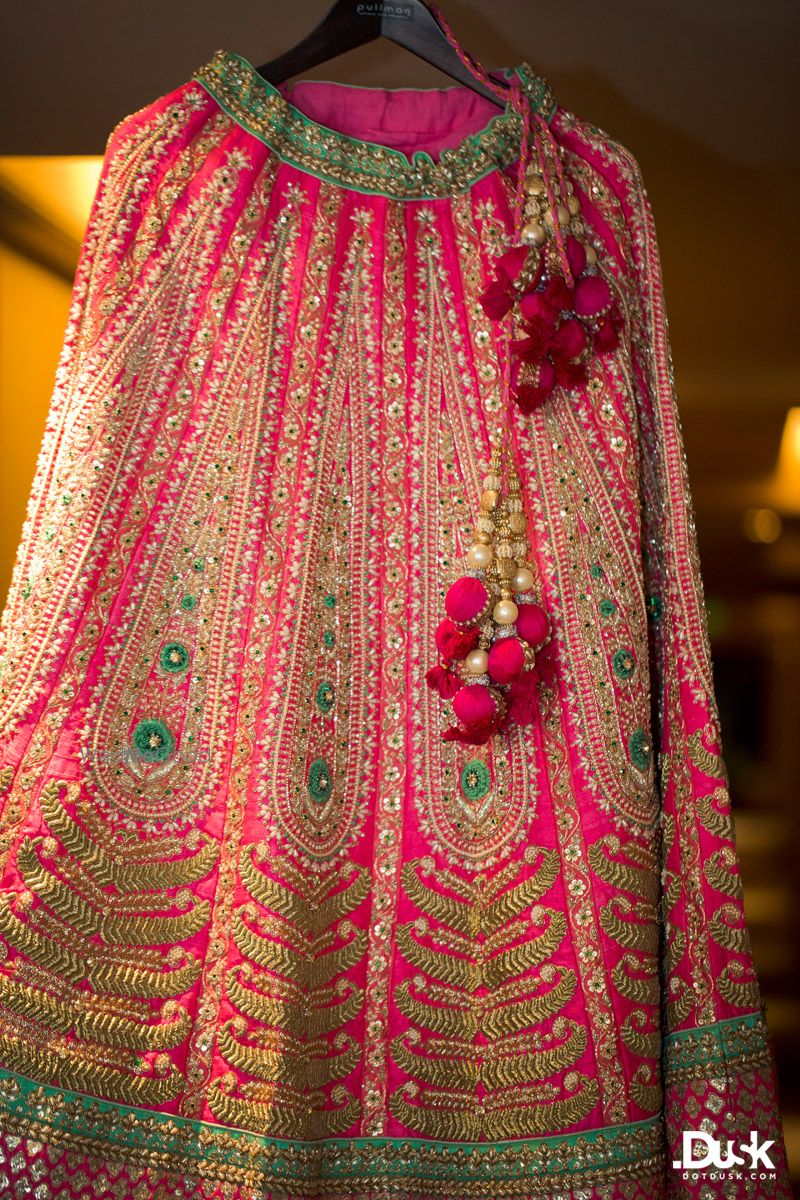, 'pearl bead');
567,194,581,215
493,599,519,626
466,542,493,569
466,649,489,674
585,244,598,265
512,567,535,593
557,205,571,225
521,220,546,245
